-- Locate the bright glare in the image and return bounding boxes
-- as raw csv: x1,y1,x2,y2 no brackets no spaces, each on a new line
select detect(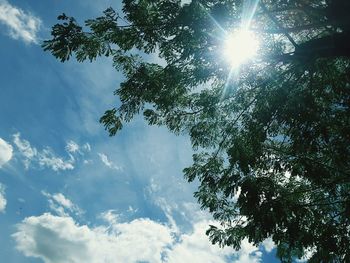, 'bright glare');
223,29,260,68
